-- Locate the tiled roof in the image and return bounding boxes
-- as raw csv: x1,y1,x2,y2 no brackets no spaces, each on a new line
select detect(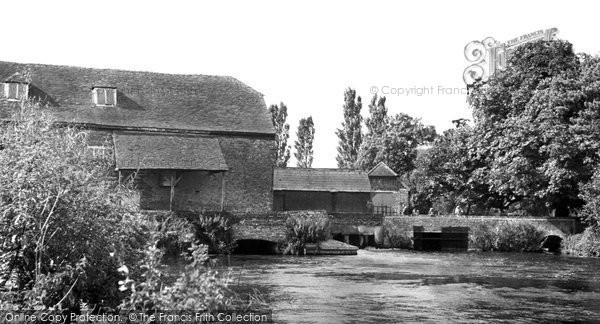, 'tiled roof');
0,61,274,135
273,168,372,192
368,162,398,177
113,133,228,170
